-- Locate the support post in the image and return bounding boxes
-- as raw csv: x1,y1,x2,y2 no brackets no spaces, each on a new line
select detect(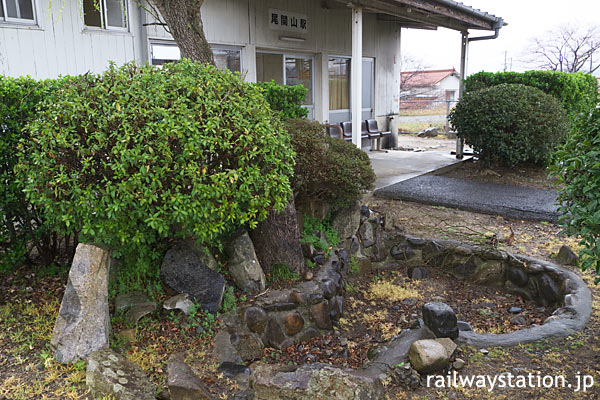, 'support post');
351,6,363,148
456,31,468,159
